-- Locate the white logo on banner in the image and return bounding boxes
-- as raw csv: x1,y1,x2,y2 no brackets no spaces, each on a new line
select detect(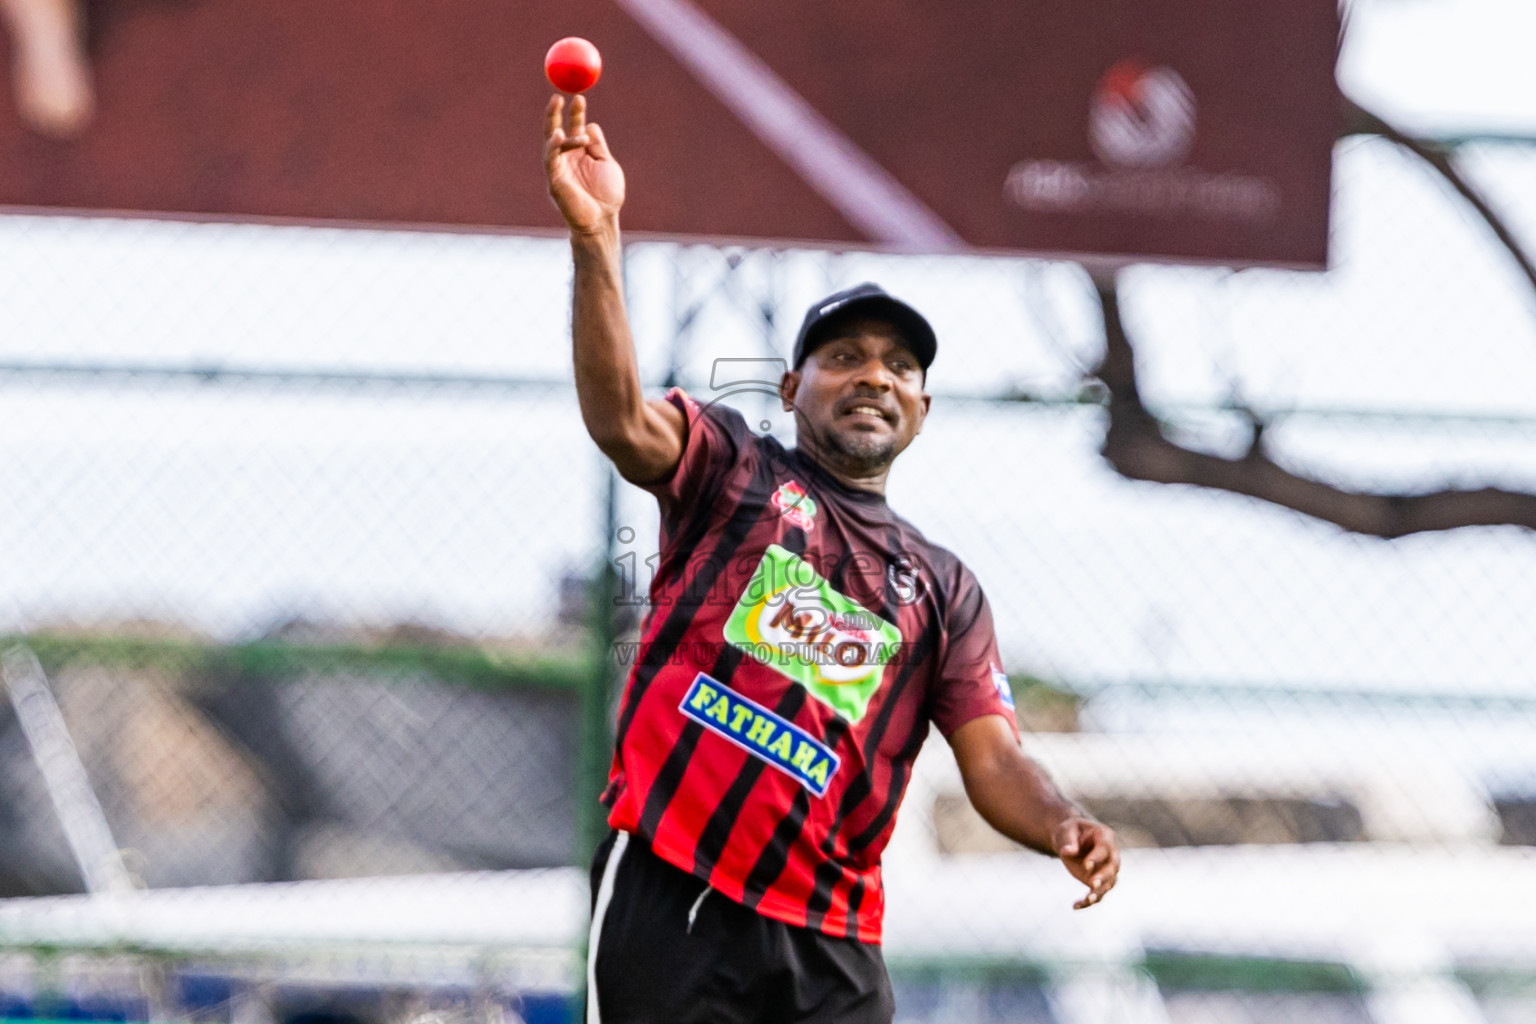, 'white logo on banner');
1002,56,1279,226
1088,61,1196,169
